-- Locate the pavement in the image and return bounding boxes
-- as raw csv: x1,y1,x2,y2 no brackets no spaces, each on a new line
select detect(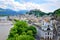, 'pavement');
0,21,13,40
